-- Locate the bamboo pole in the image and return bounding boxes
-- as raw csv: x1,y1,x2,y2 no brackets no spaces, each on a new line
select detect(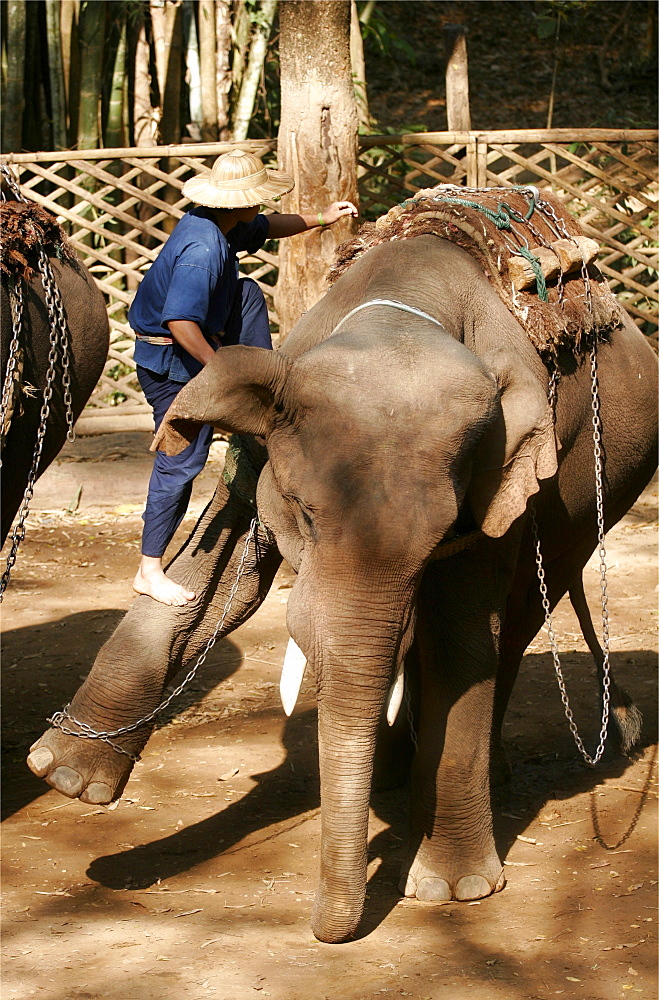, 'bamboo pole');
215,0,232,138
198,0,218,141
77,0,106,149
443,25,471,131
45,0,68,150
2,0,26,153
233,0,278,141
